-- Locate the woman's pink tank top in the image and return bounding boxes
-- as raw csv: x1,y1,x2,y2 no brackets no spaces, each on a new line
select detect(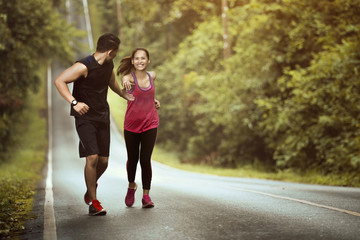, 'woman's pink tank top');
124,72,159,133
